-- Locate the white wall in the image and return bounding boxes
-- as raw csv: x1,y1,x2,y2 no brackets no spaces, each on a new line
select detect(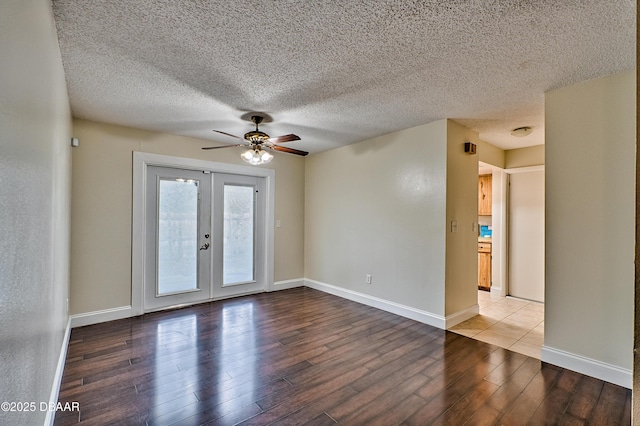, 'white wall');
305,120,448,316
544,70,635,387
508,170,545,302
0,1,72,424
70,119,305,315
